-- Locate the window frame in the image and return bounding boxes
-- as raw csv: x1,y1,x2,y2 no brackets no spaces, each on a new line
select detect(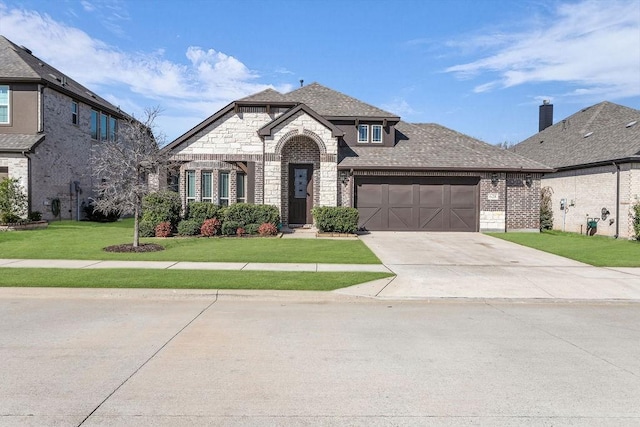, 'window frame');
357,124,369,143
0,166,8,181
371,124,383,143
0,85,10,125
219,171,230,206
201,171,213,203
237,172,247,204
186,170,196,203
71,101,78,125
100,112,108,141
109,116,117,141
90,109,99,140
